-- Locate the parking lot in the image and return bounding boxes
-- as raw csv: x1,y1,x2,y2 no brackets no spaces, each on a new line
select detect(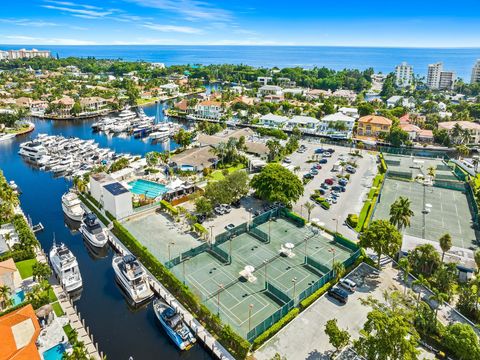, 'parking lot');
254,261,415,360
290,141,377,239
